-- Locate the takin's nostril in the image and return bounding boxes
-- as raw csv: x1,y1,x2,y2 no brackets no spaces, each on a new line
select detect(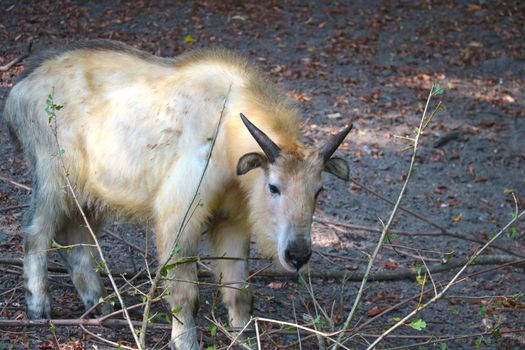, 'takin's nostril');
285,248,312,271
